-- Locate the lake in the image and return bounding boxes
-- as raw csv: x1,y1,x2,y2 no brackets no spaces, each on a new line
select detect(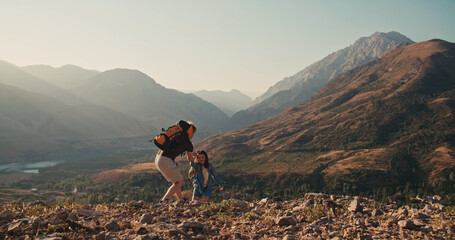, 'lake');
0,160,65,174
